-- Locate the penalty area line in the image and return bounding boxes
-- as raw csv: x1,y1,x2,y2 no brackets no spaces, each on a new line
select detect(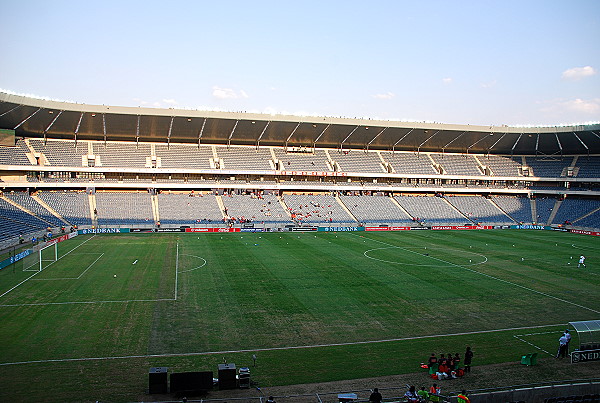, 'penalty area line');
0,323,565,367
0,298,175,308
